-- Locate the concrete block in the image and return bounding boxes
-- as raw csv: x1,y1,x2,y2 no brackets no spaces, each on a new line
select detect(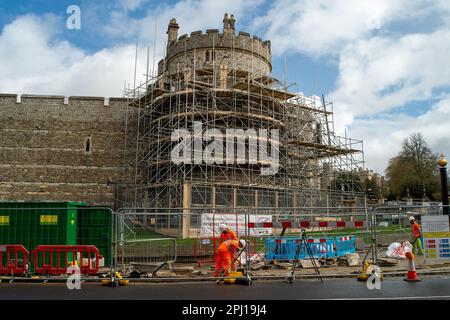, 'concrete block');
154,270,177,278
345,253,360,267
299,259,320,269
251,262,265,270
